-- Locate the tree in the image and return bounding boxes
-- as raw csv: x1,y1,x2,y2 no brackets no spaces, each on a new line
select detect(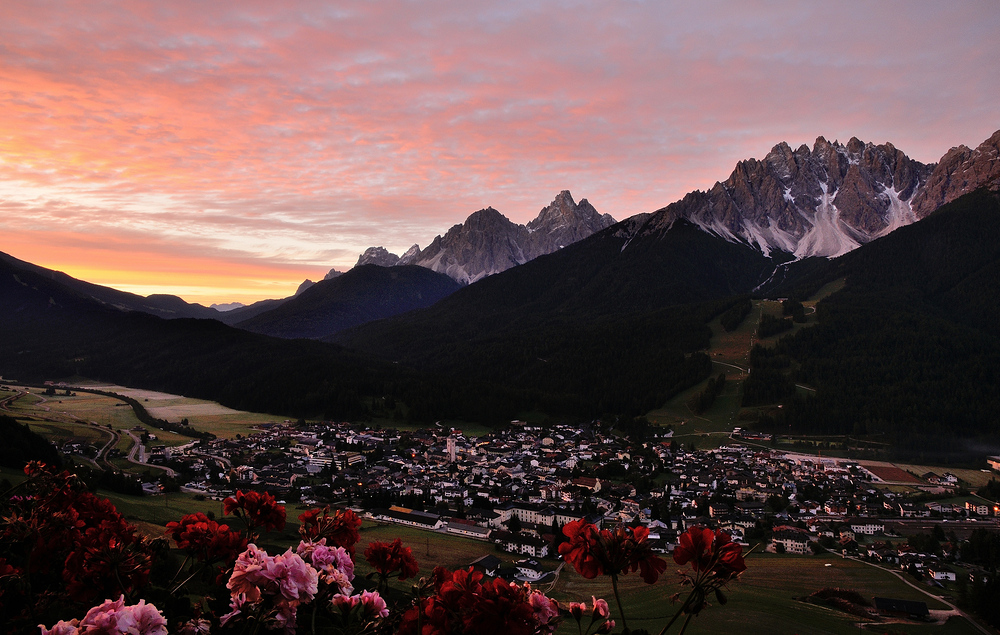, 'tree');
508,514,522,534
